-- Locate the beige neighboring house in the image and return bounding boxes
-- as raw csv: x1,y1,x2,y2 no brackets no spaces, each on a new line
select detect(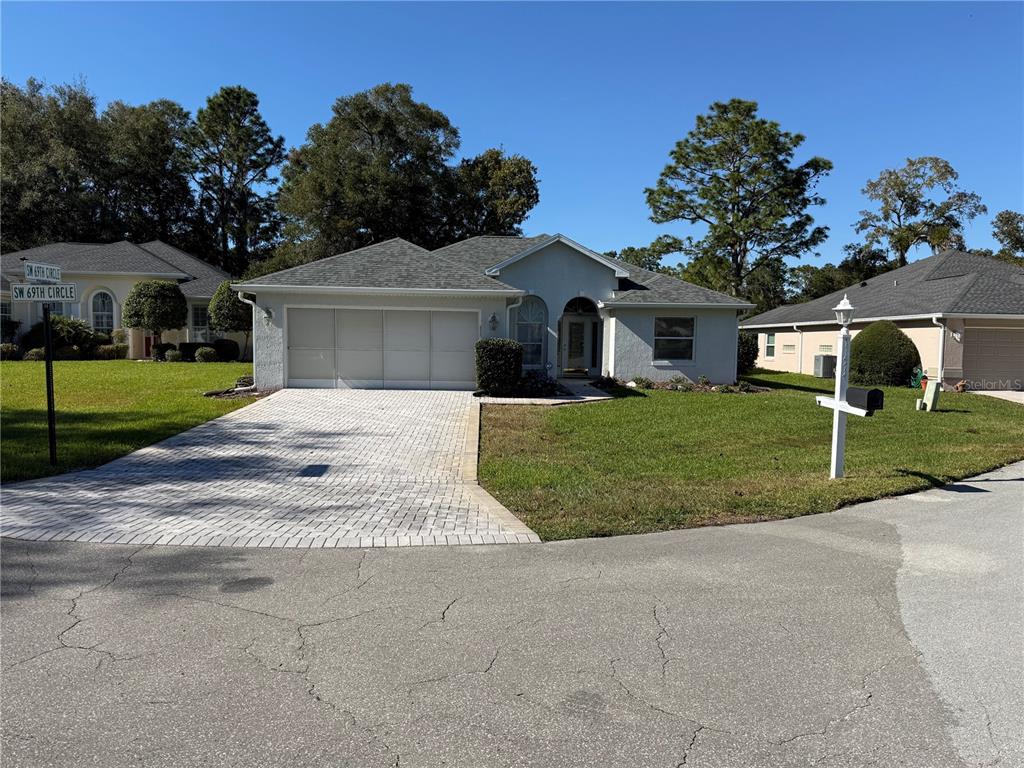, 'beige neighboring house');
0,240,247,359
740,250,1024,391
